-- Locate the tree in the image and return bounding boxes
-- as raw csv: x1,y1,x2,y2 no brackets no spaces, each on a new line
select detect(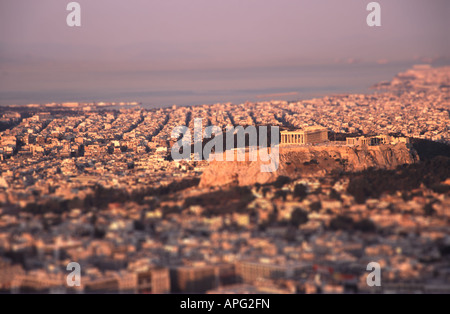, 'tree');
293,184,307,200
274,190,287,201
133,220,145,231
93,227,105,239
310,201,322,212
290,208,309,227
274,176,291,188
340,159,349,171
329,188,342,201
347,177,371,204
329,215,354,231
423,203,436,216
354,218,376,233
